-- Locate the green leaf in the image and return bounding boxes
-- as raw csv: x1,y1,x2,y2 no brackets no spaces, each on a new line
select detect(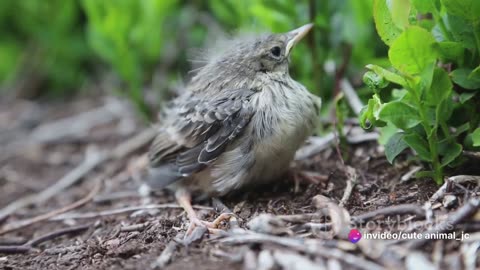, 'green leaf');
399,91,417,106
388,0,411,30
360,94,386,129
373,0,402,45
451,68,480,90
389,26,437,75
436,97,454,126
404,132,433,161
379,123,399,145
473,128,480,147
433,42,464,63
470,66,480,79
363,71,389,90
459,92,476,103
441,0,480,22
439,142,462,167
418,62,435,98
366,64,407,86
379,101,421,130
411,0,436,13
385,132,408,163
426,68,453,105
447,14,476,50
453,122,470,136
